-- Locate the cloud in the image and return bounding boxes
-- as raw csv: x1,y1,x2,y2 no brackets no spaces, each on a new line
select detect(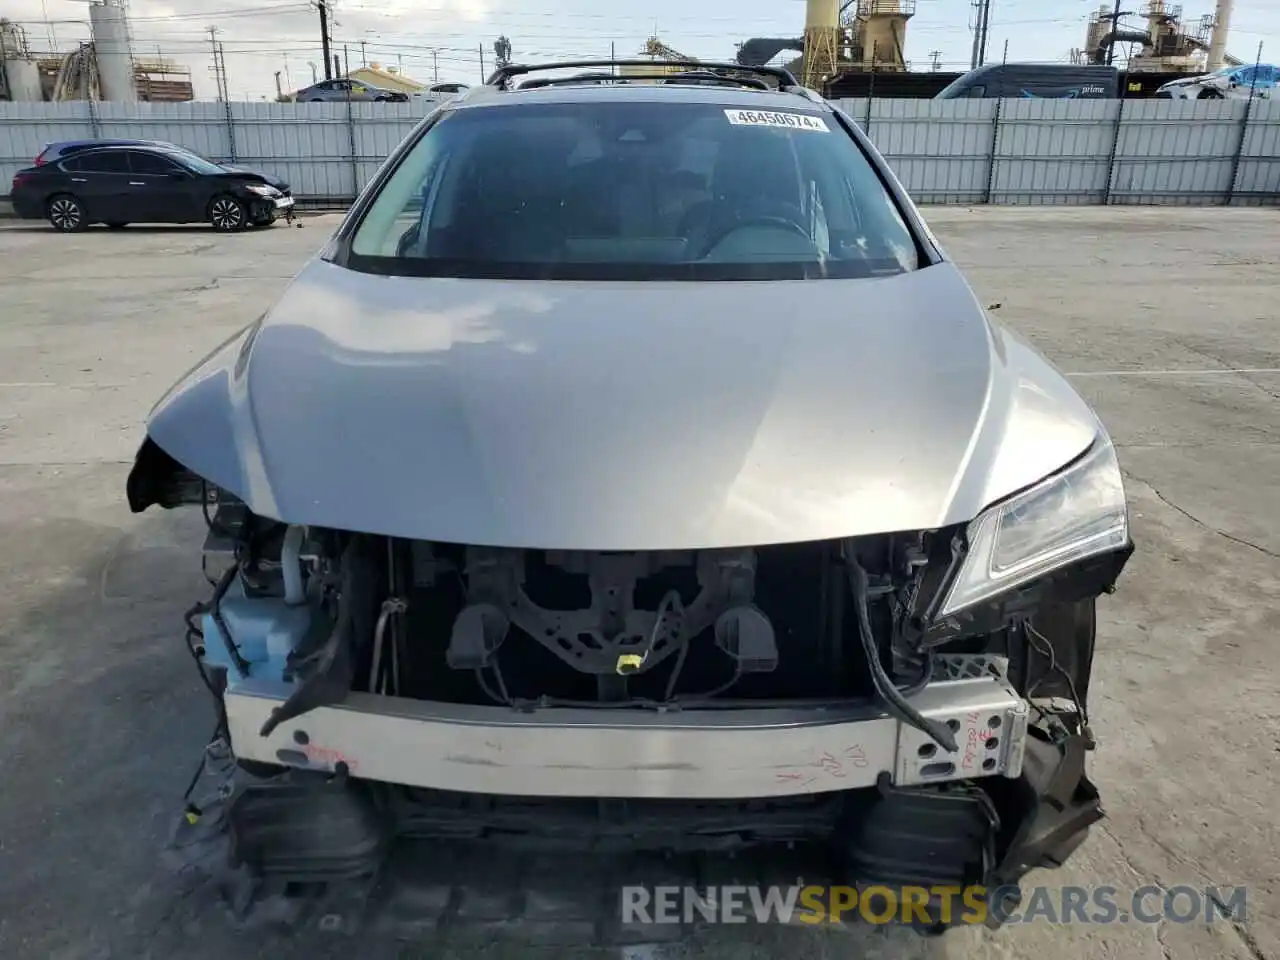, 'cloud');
357,0,491,24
